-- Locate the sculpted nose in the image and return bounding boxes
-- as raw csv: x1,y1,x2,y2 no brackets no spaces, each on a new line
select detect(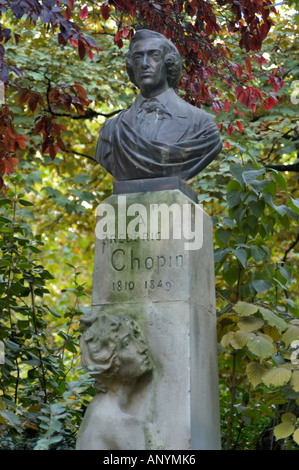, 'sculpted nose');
141,53,149,68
